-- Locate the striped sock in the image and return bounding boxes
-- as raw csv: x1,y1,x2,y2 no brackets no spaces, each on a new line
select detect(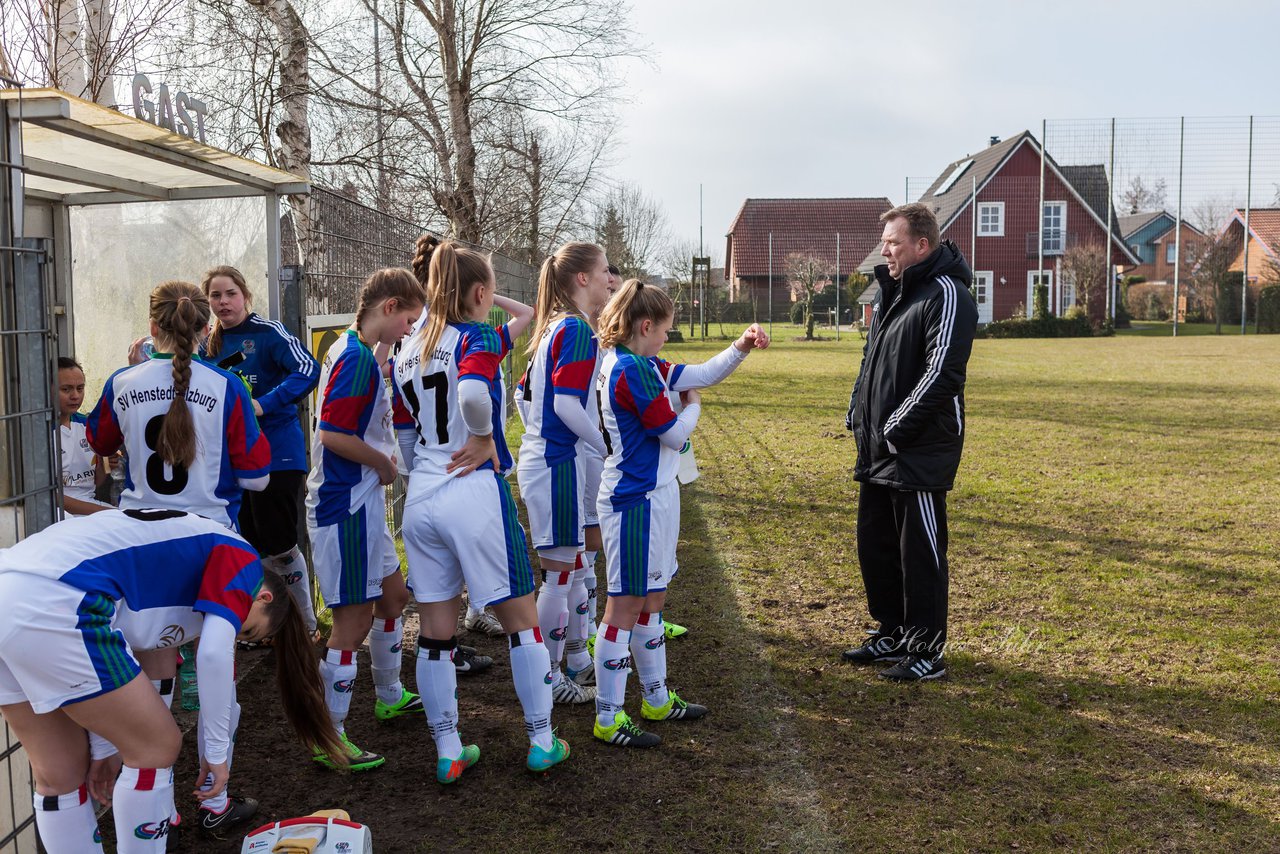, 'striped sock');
112,766,174,853
508,628,554,751
630,612,669,708
368,617,405,704
150,678,174,711
416,636,463,759
593,623,632,727
536,568,572,677
320,648,358,734
565,564,592,672
33,785,102,853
